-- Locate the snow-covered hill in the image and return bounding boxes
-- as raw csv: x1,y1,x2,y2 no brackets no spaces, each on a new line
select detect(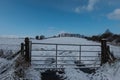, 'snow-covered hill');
32,37,100,45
